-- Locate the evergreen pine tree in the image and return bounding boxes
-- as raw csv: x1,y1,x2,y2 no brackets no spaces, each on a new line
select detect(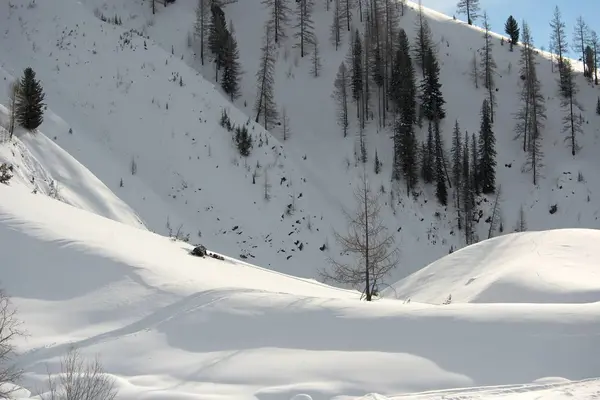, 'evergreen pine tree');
504,15,519,51
585,46,594,80
221,21,241,101
389,29,416,124
208,4,228,81
478,99,496,193
235,125,253,156
347,29,363,119
254,24,279,130
471,132,479,194
395,116,418,195
451,120,463,228
434,120,448,205
374,150,381,174
456,0,480,25
421,121,434,183
596,96,600,115
419,48,446,121
16,67,46,131
333,62,350,137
